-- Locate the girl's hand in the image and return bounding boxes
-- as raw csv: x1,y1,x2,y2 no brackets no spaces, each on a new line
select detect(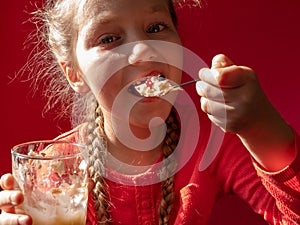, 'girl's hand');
196,54,267,133
196,54,295,171
0,173,32,225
